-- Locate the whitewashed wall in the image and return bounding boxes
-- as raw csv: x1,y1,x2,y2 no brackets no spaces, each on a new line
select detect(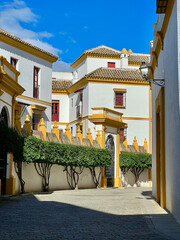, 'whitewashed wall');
152,1,180,223
12,163,99,193
52,71,73,80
